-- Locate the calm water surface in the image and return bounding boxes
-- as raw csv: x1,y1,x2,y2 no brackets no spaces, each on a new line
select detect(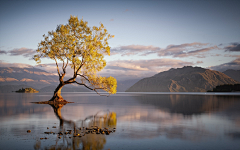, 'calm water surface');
0,92,240,150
